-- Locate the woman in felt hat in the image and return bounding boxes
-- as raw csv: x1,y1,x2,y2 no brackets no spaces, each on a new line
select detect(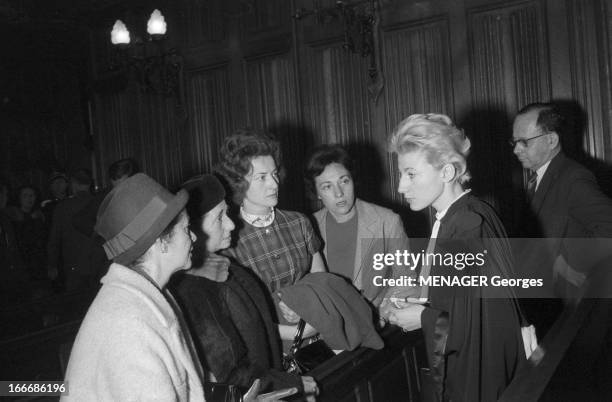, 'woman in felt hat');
62,173,205,401
170,174,318,400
